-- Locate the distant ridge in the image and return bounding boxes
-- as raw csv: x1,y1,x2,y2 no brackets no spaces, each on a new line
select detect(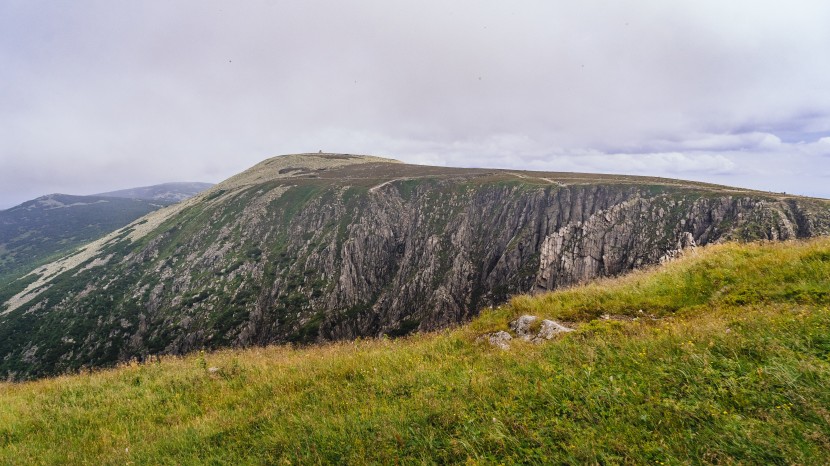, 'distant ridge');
0,194,170,286
0,182,212,286
96,182,214,202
